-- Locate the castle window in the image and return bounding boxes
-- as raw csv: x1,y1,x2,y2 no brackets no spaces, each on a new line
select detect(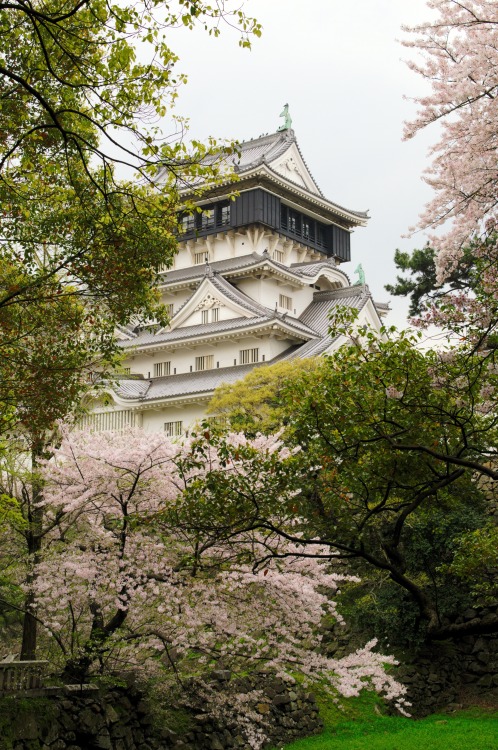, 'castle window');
289,209,301,236
303,218,315,242
280,204,288,230
194,251,209,265
195,355,214,371
154,361,171,377
239,348,259,365
201,208,215,229
279,294,293,311
79,410,136,432
217,201,231,227
180,214,195,232
280,204,327,250
201,308,219,324
273,249,284,263
167,303,174,318
164,420,183,437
